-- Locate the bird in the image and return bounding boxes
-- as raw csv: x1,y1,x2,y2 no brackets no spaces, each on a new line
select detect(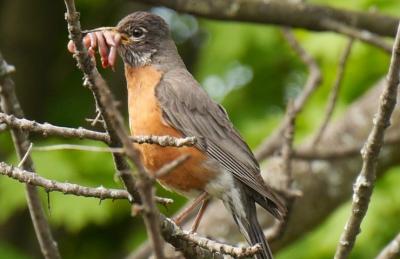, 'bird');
69,11,286,259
